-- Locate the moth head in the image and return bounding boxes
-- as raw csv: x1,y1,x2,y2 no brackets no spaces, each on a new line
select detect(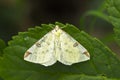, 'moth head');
54,25,62,37
55,25,60,31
